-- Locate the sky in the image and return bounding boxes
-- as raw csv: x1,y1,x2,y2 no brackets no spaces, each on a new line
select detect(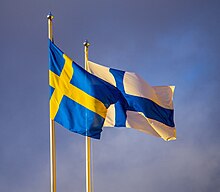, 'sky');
1,0,220,191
